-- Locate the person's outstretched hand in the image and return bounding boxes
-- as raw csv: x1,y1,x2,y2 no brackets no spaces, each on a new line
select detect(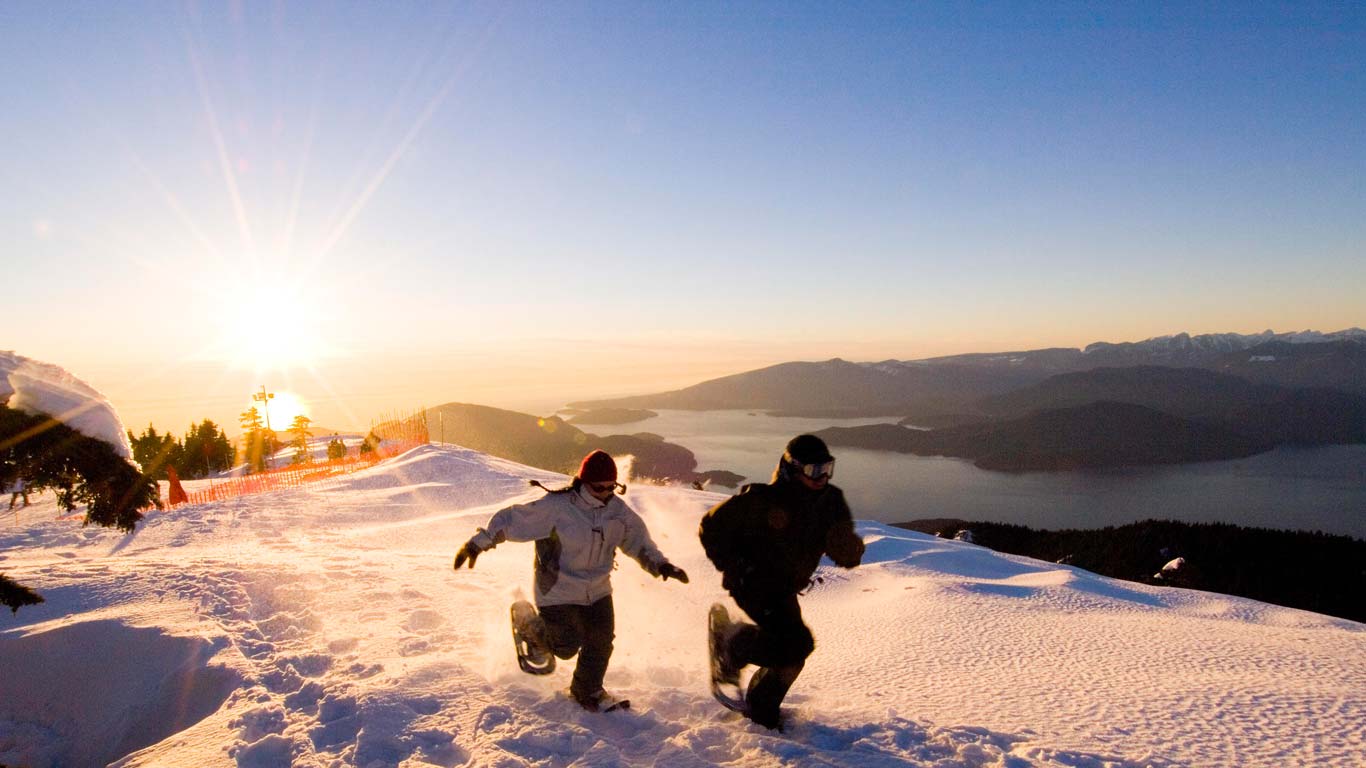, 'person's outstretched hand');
659,563,689,584
453,540,482,570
